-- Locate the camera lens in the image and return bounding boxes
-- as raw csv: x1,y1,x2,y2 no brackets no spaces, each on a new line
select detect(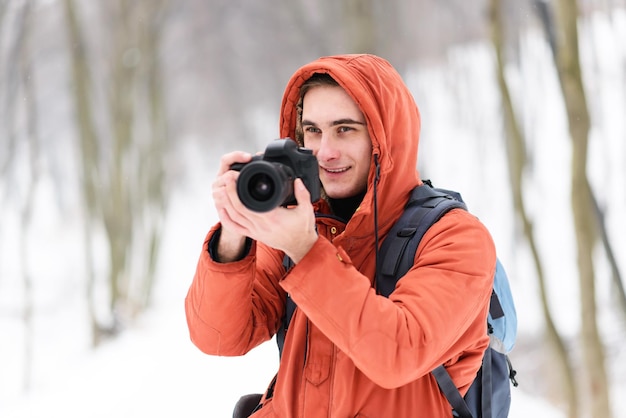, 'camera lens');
236,160,294,212
248,173,275,202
